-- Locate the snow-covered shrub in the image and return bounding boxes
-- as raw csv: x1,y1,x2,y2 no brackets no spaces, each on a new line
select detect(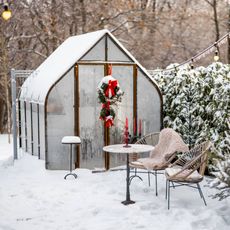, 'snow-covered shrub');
152,62,230,199
154,64,205,148
210,156,230,200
